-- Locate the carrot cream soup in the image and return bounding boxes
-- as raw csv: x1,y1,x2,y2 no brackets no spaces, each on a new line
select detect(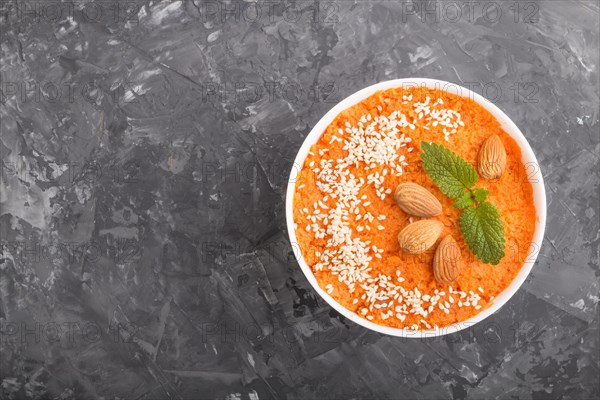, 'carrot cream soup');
292,86,536,331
